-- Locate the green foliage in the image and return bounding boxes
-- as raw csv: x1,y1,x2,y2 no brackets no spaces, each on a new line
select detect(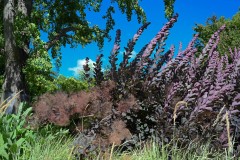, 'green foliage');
23,49,55,97
24,59,89,97
0,101,72,159
54,75,89,93
0,103,35,160
0,134,8,160
31,0,147,56
113,0,147,23
163,0,176,19
14,13,31,49
194,11,240,56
